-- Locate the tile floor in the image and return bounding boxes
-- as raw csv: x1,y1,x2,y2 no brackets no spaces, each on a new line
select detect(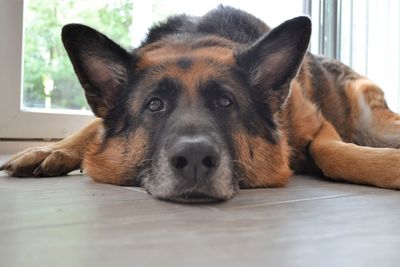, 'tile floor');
0,155,399,267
